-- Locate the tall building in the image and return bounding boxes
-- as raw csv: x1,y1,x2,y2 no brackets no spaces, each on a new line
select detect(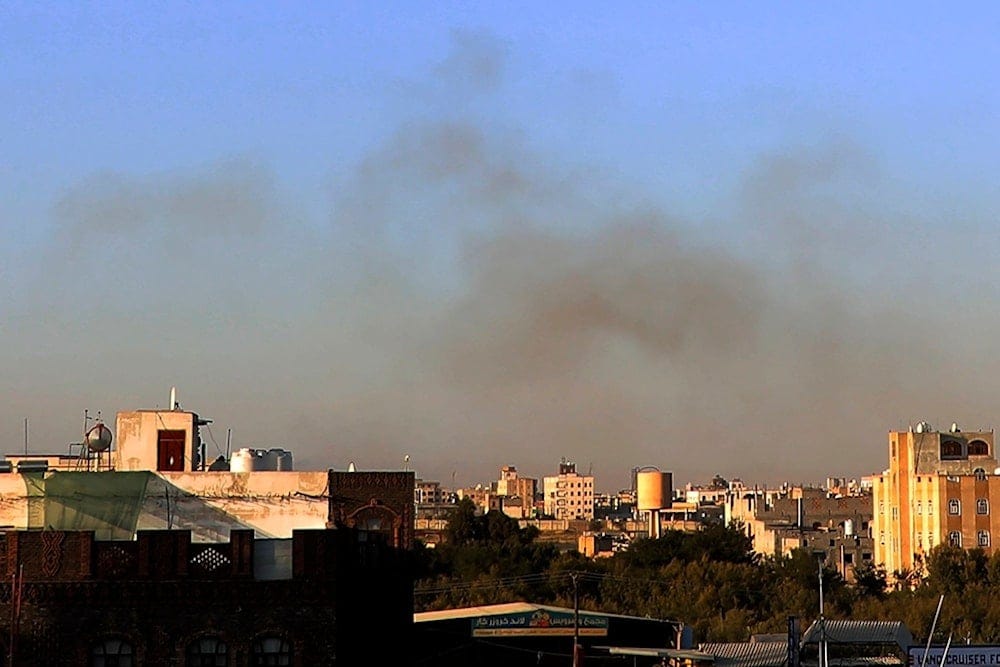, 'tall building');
872,423,998,577
495,465,538,517
543,459,595,520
